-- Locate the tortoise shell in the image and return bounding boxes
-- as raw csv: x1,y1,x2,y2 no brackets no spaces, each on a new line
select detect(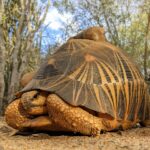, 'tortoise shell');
22,34,149,122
